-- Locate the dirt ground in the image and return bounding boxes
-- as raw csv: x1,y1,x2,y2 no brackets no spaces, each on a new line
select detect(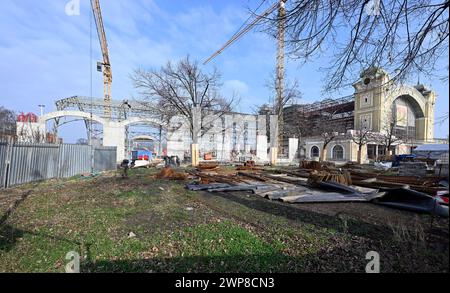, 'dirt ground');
0,168,448,273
